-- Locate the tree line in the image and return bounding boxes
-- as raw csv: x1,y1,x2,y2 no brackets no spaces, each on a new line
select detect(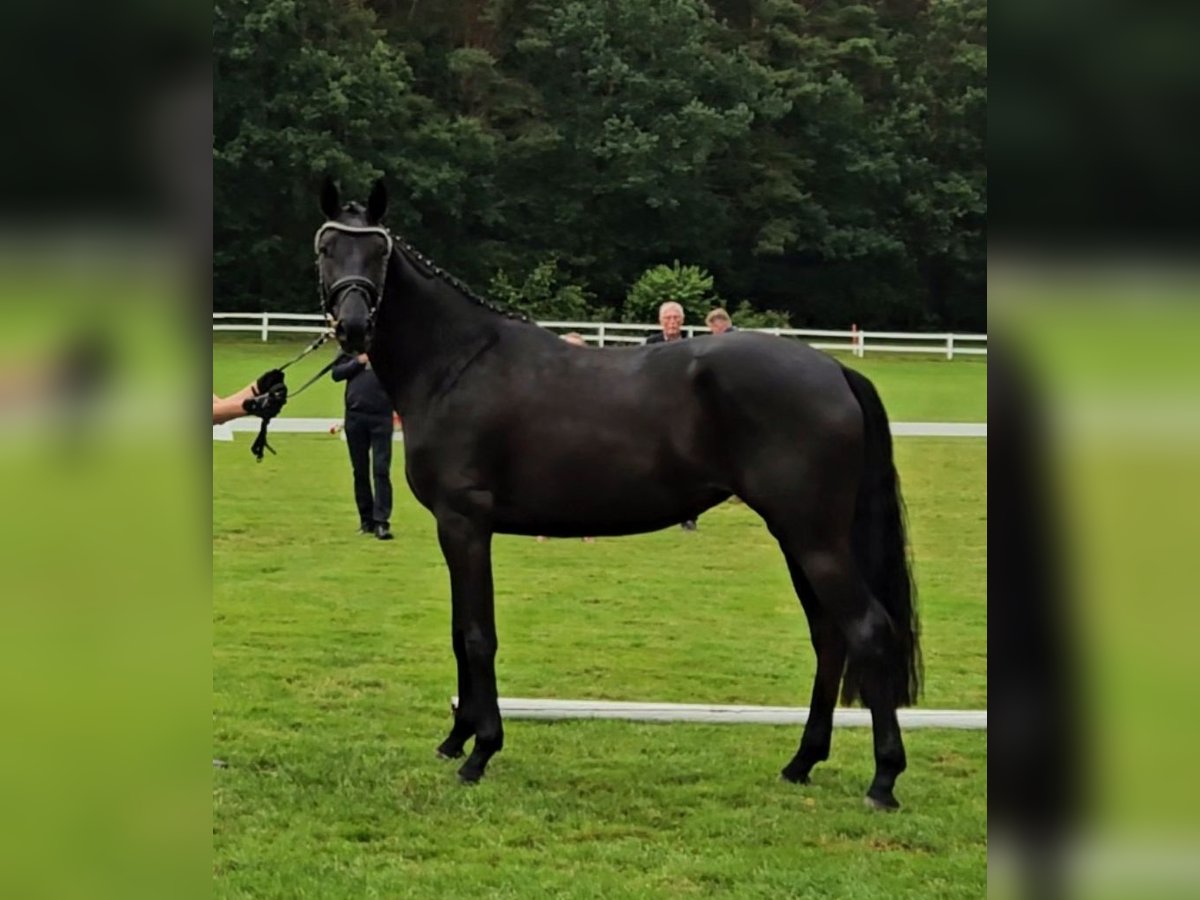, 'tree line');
215,0,985,330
